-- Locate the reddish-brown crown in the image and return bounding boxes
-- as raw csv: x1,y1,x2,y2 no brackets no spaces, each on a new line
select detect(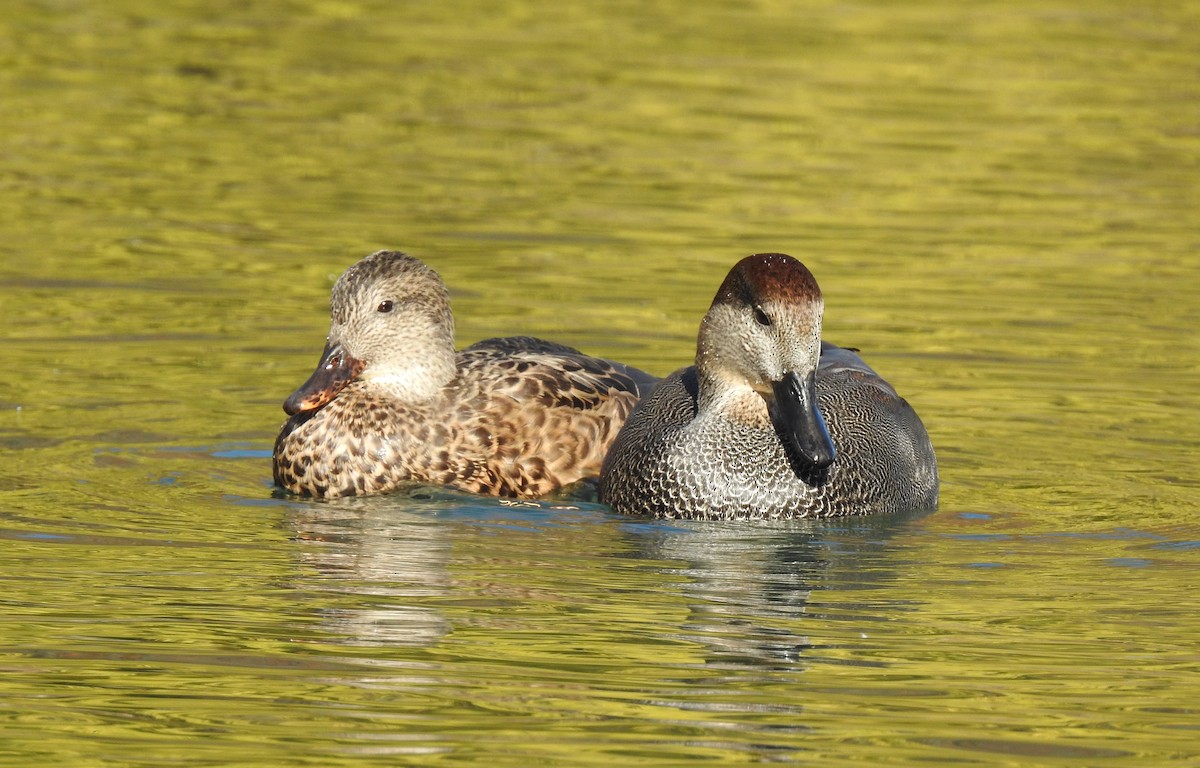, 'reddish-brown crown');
711,253,822,309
